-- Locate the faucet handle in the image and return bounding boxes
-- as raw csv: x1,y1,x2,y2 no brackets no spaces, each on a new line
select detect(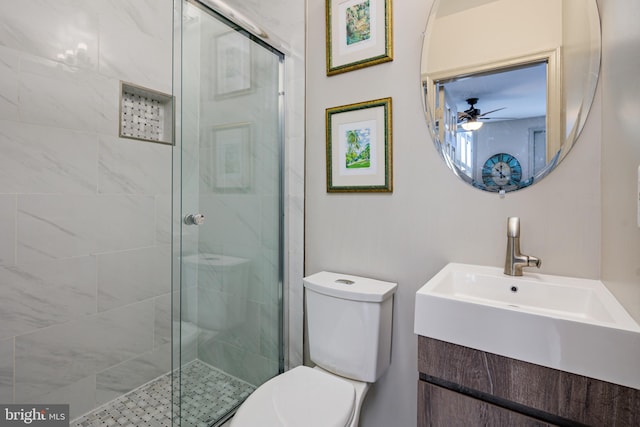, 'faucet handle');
507,217,520,237
528,256,541,268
